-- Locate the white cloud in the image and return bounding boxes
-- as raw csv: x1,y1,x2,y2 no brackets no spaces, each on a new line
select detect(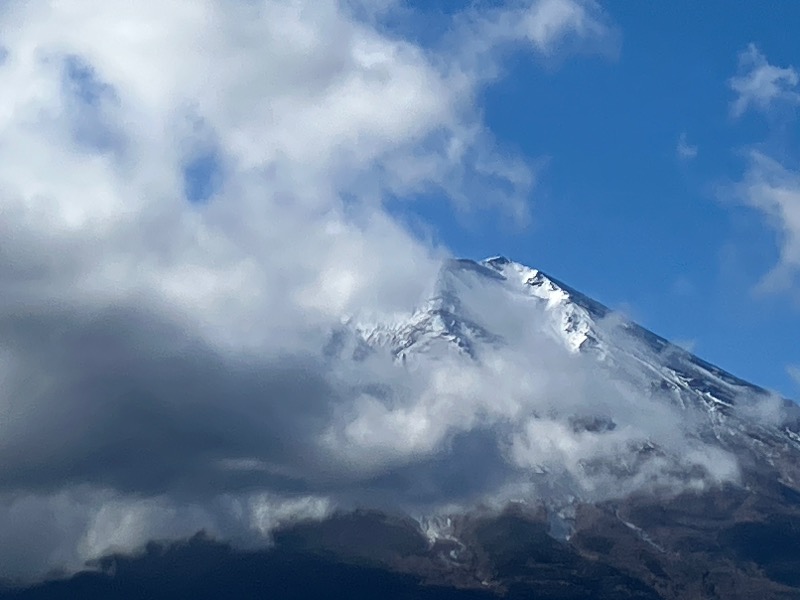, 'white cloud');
453,0,615,77
677,132,698,160
0,0,677,583
729,43,800,118
521,0,611,55
733,151,800,294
